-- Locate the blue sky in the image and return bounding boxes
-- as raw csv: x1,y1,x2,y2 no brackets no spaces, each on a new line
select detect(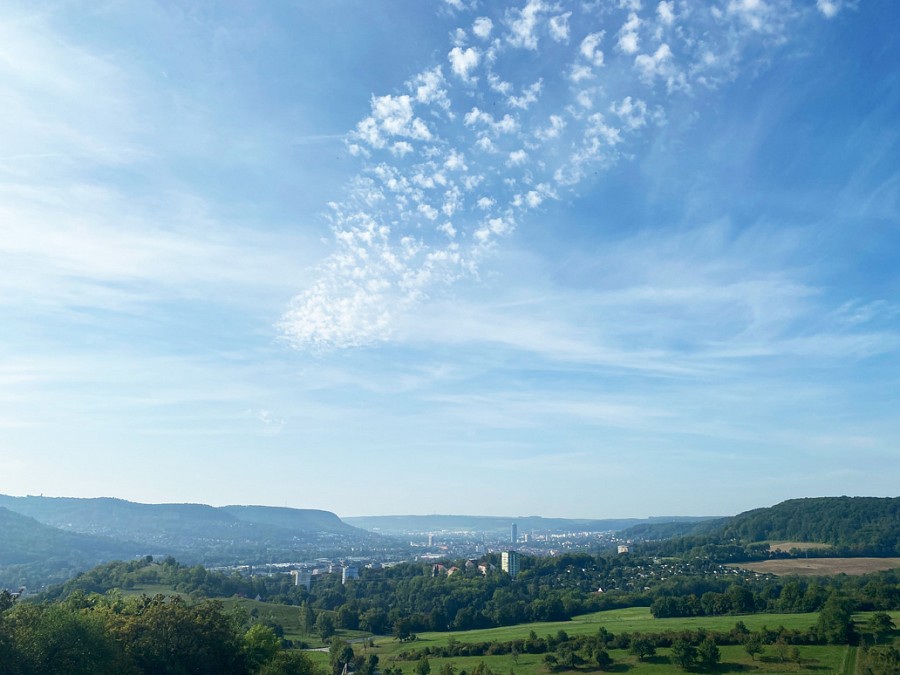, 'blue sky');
1,0,897,518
